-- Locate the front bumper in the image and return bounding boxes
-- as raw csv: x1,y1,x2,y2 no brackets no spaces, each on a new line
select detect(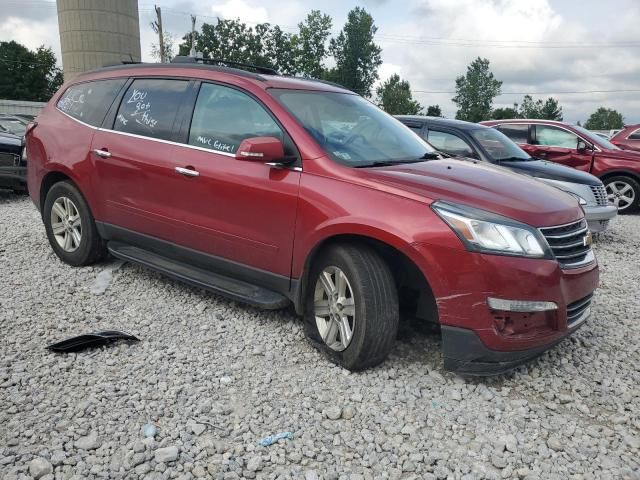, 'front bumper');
442,318,587,375
406,242,599,375
584,204,617,232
